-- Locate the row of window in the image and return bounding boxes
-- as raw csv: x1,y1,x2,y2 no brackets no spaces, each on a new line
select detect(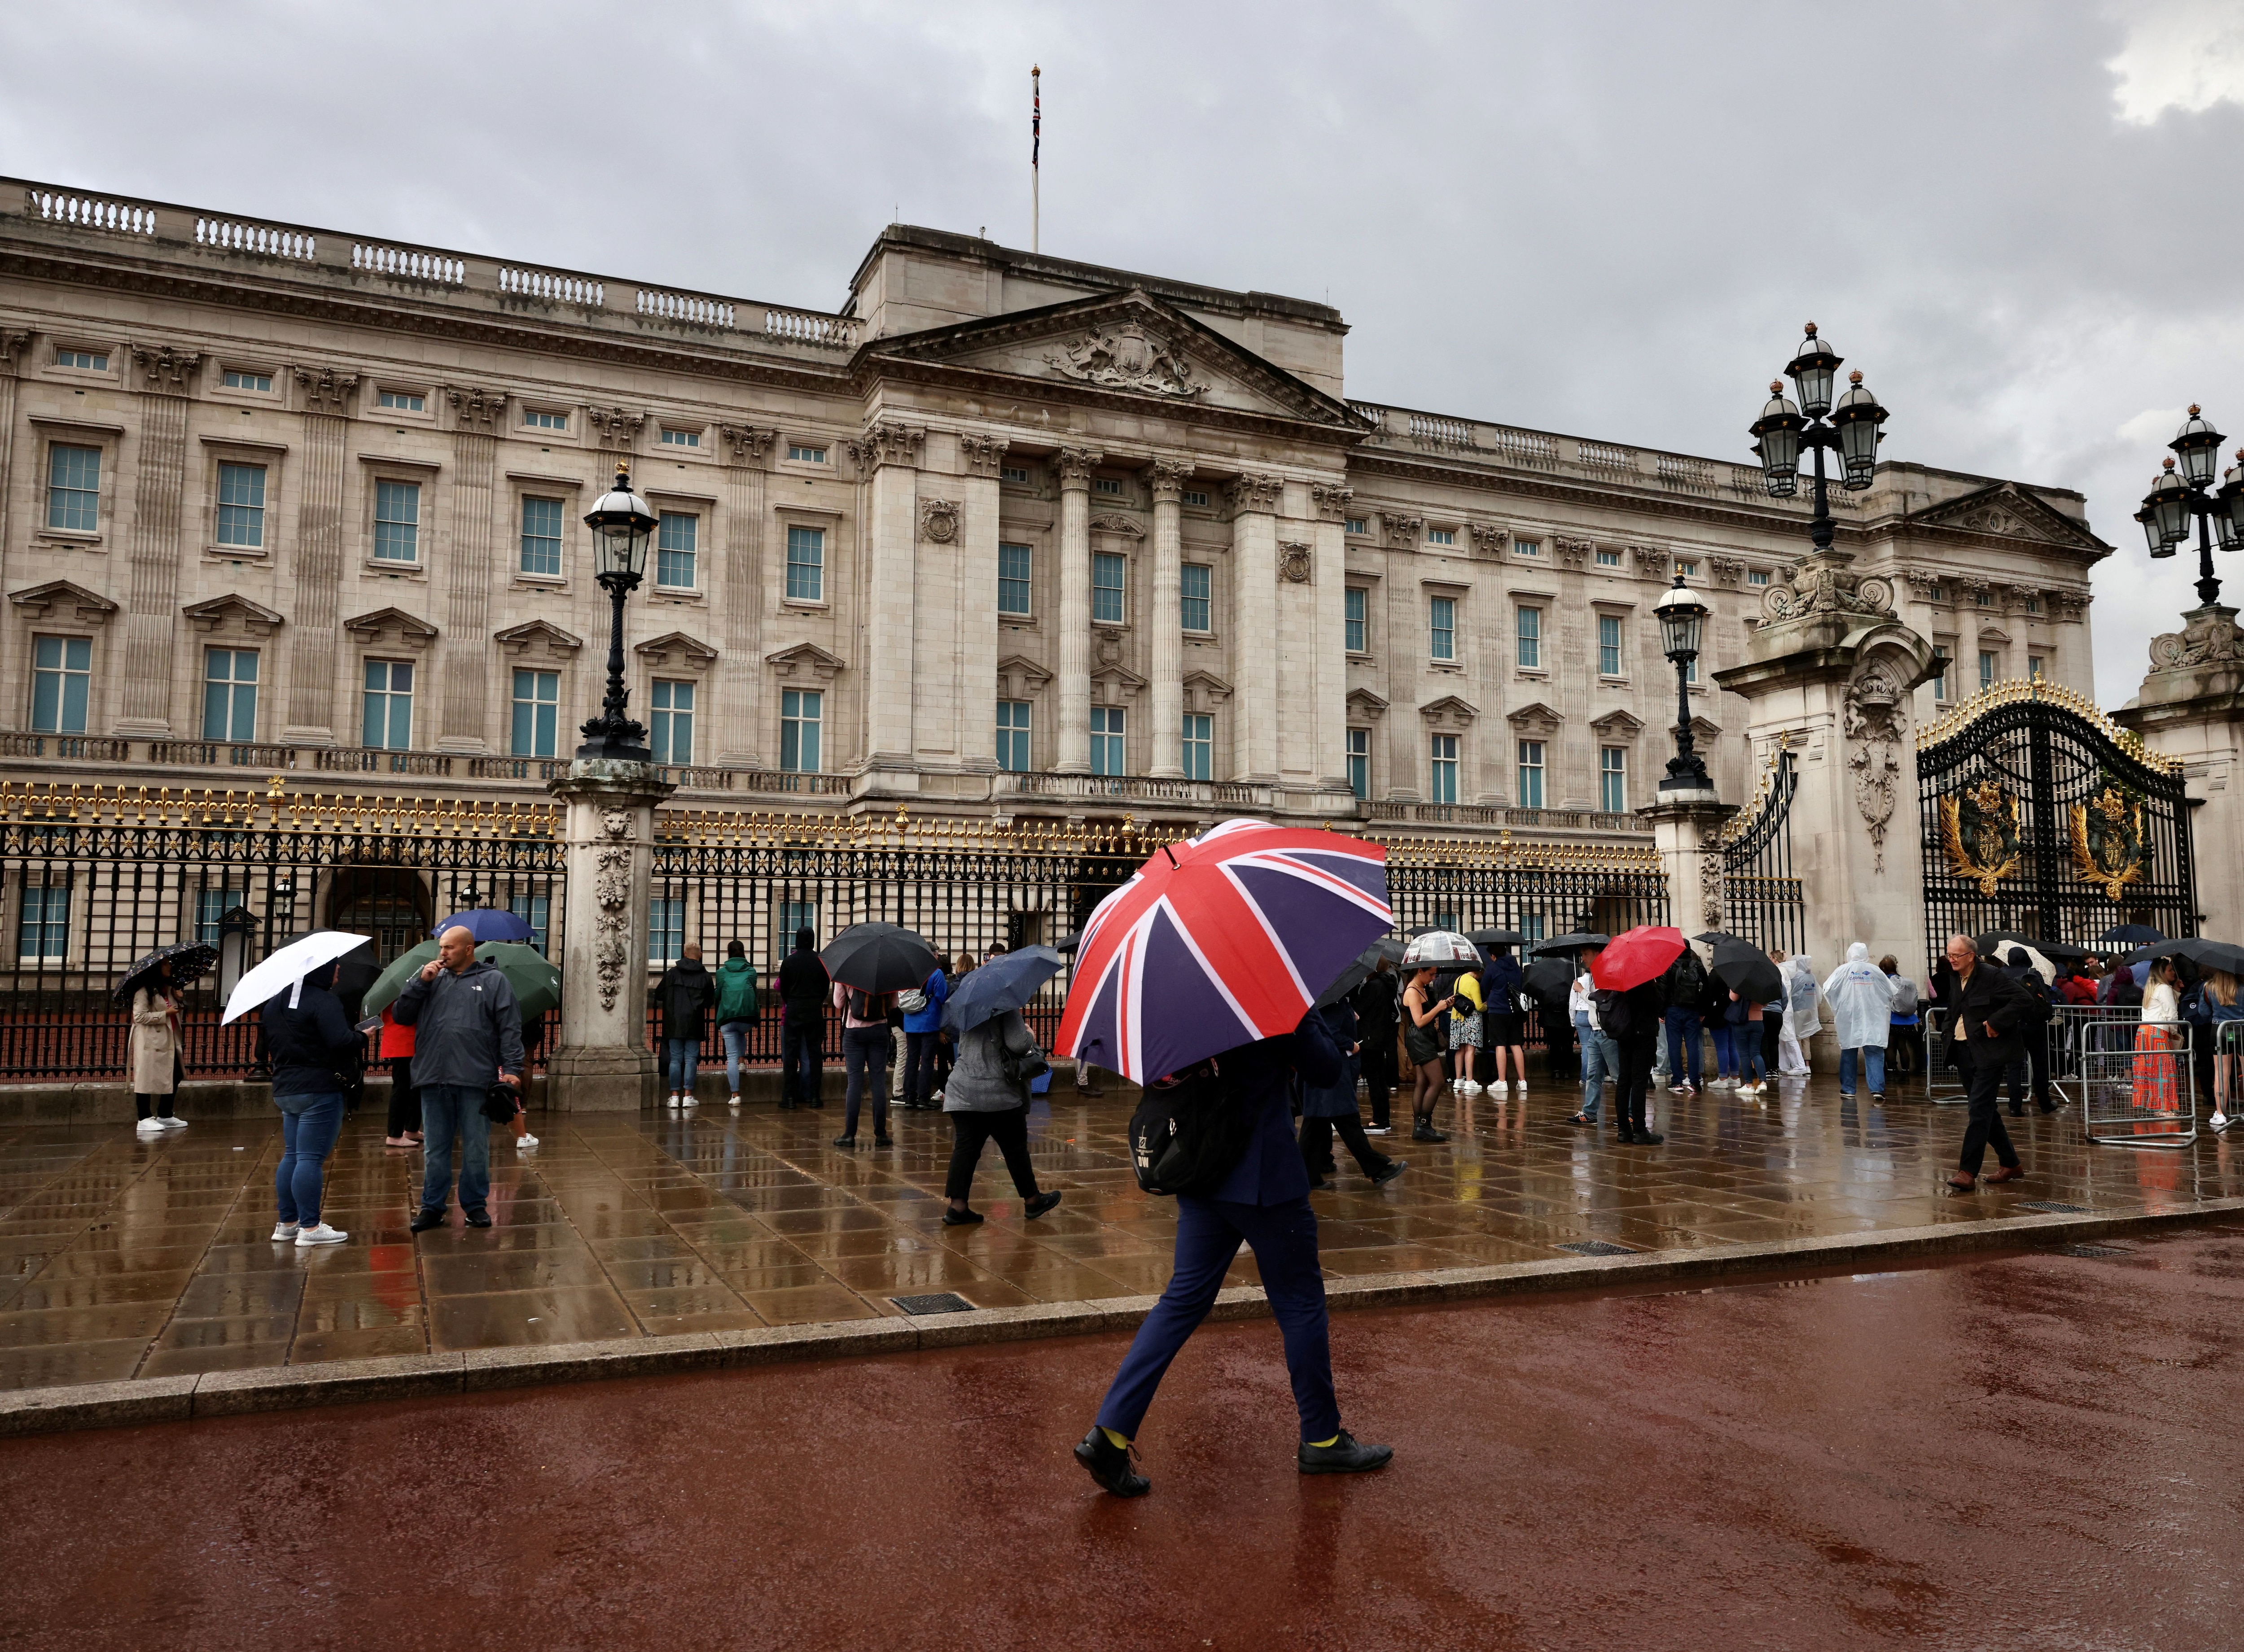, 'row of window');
1930,645,2048,699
